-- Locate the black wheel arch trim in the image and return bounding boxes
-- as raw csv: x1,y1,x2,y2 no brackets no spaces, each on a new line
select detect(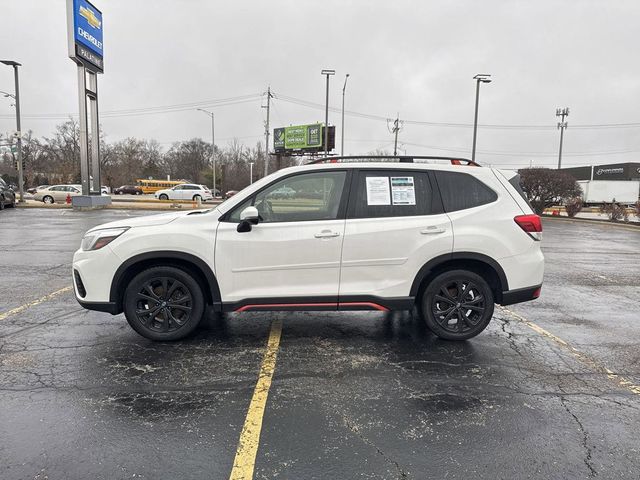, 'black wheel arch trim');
409,252,509,299
76,299,120,314
500,284,541,306
109,251,221,314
